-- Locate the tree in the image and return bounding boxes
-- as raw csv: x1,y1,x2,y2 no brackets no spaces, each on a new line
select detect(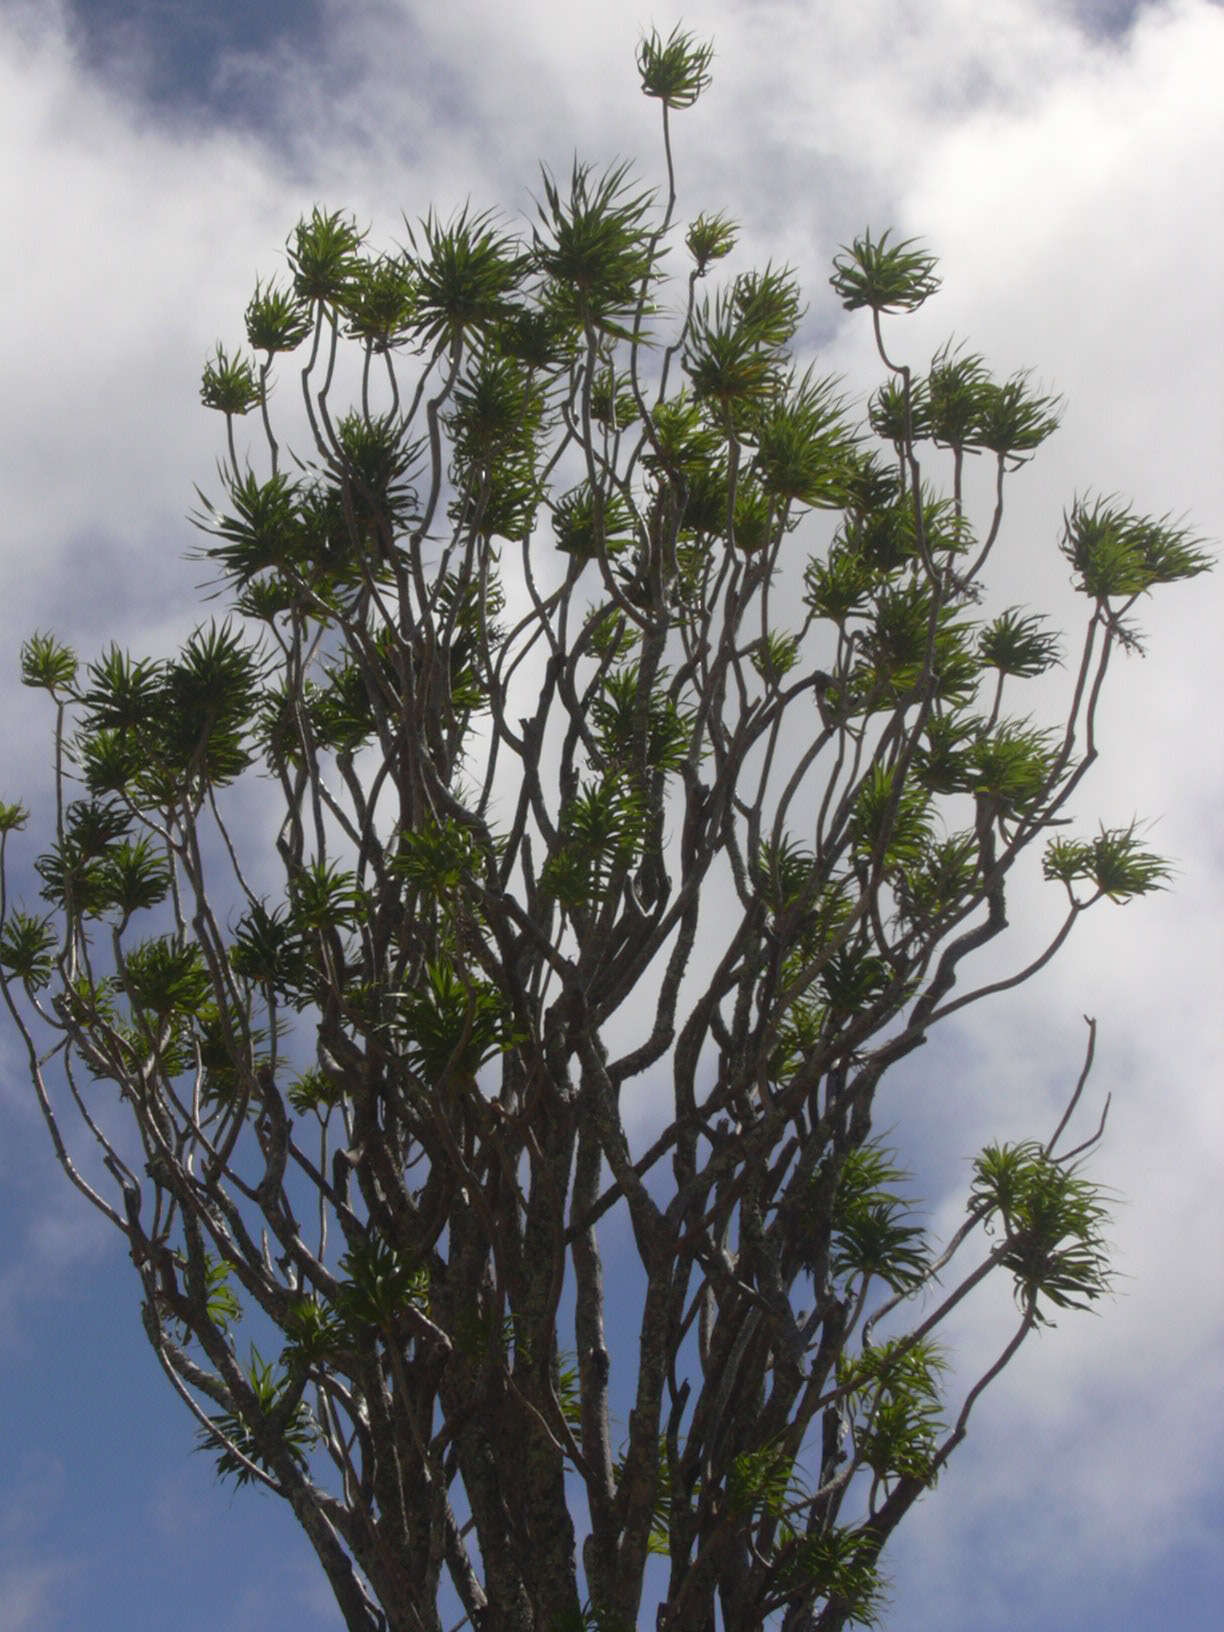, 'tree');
0,25,1211,1632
